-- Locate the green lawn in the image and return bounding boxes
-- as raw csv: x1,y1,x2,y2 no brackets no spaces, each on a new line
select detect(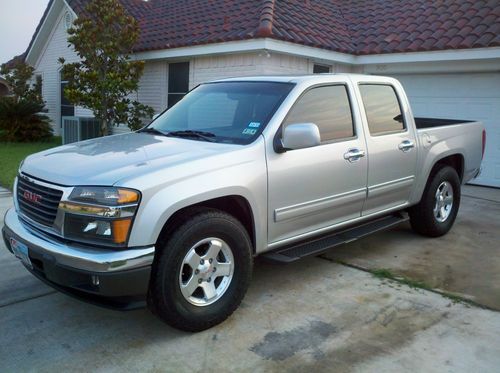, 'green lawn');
0,137,62,190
